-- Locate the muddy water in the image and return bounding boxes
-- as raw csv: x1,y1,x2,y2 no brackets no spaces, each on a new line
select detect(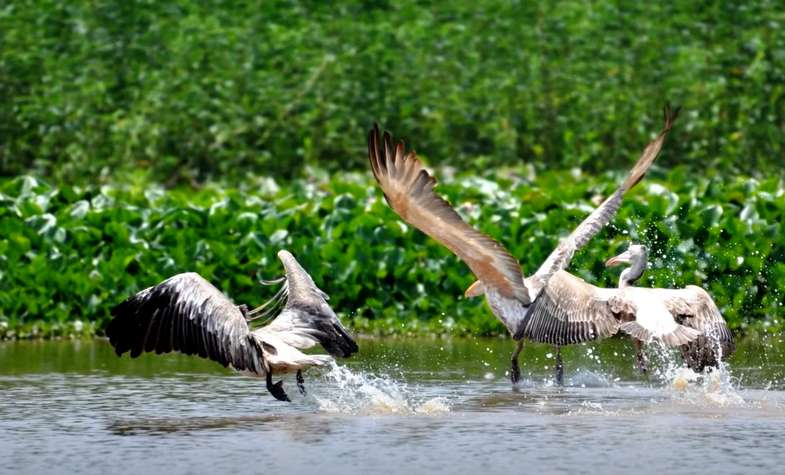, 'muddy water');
1,337,784,474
